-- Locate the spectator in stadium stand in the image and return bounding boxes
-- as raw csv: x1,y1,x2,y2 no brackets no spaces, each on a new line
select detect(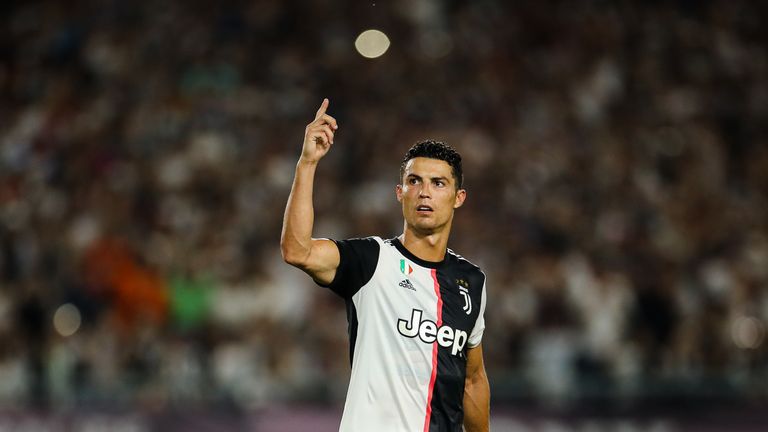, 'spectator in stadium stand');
281,99,490,432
